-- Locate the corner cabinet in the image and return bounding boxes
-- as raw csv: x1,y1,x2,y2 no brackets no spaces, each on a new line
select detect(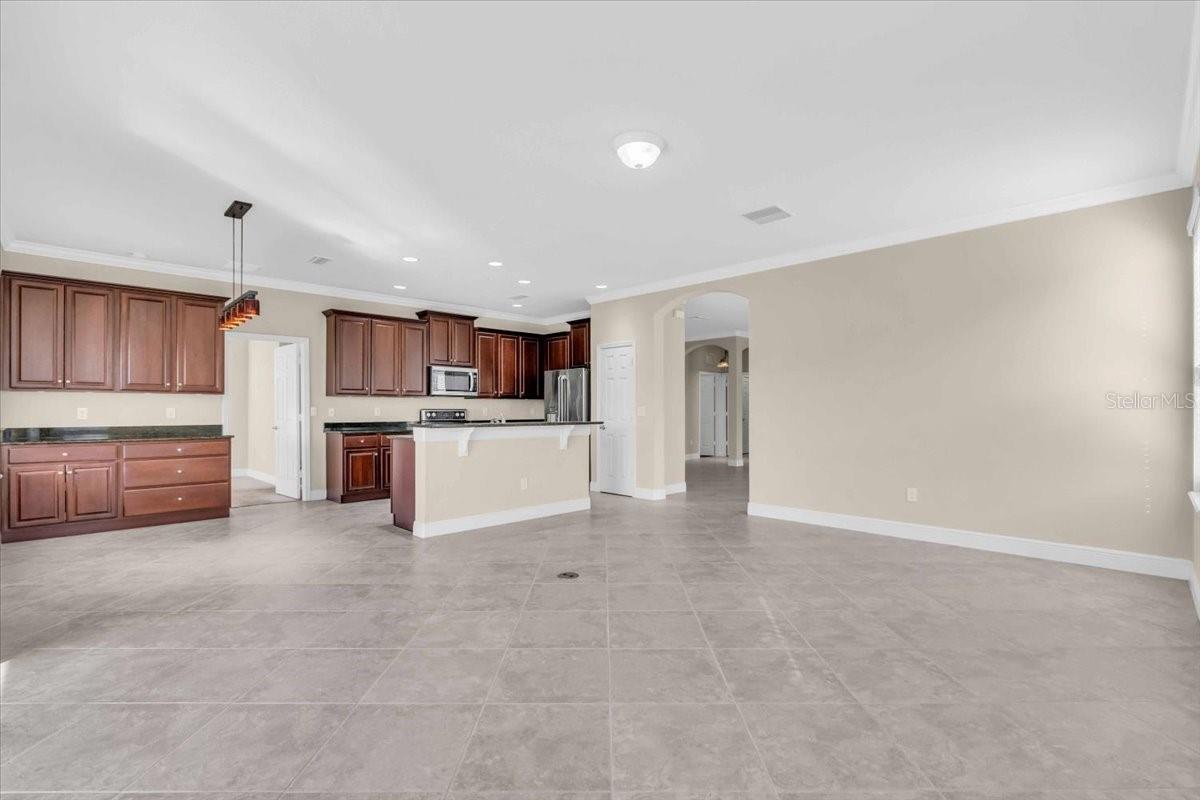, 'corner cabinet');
3,272,225,395
324,311,428,397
